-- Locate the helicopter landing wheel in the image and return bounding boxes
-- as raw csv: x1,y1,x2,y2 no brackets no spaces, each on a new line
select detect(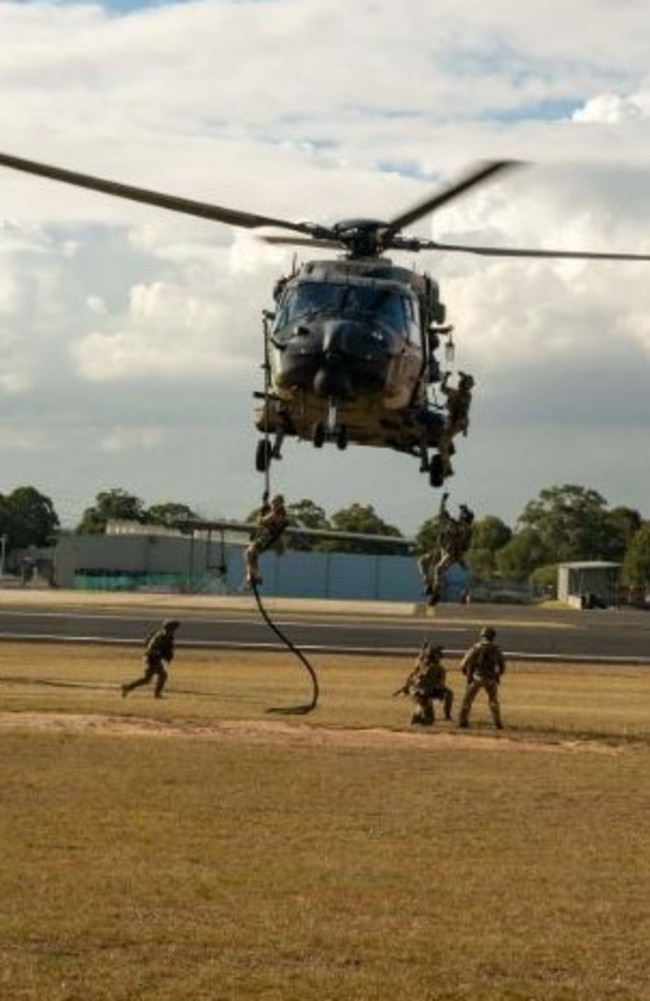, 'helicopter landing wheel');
312,422,326,448
336,425,348,450
255,438,273,472
429,453,444,488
